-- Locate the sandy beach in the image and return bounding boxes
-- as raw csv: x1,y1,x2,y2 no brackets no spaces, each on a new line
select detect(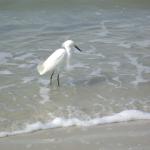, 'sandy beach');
0,120,150,150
